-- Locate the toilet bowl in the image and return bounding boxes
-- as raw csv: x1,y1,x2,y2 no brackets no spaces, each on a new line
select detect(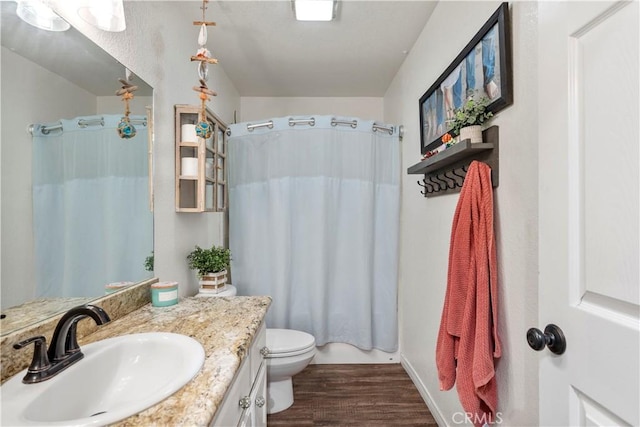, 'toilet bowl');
265,328,316,414
195,291,315,414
